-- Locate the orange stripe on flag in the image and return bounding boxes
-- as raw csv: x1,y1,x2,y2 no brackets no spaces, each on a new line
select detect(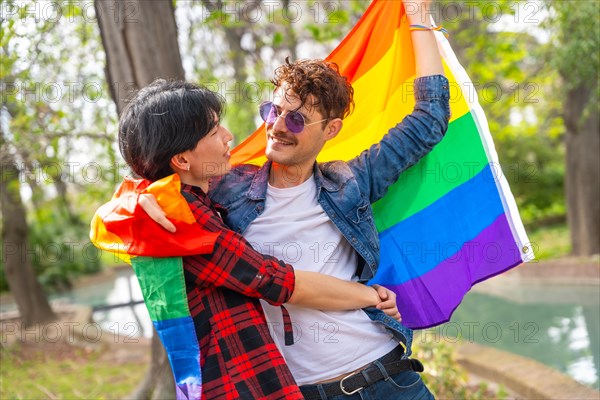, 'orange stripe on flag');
91,175,220,259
